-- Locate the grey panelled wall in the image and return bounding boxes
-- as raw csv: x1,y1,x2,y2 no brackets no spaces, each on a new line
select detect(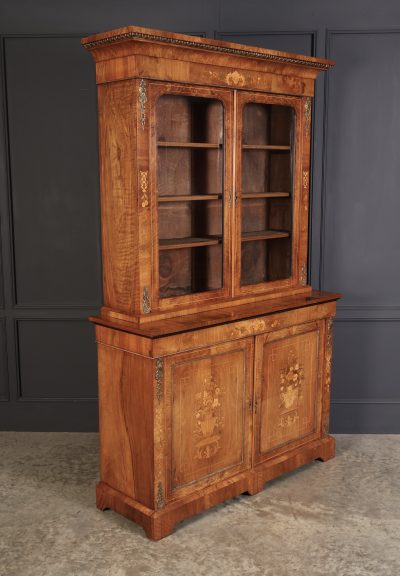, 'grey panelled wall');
324,31,400,432
6,37,101,307
0,0,399,431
